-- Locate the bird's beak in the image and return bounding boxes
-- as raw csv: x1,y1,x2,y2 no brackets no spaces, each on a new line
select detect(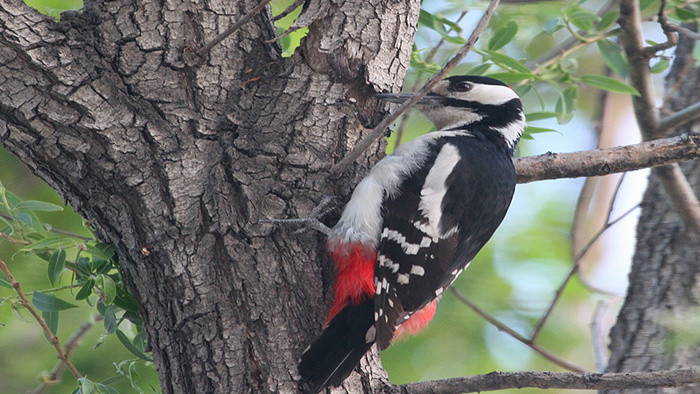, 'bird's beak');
374,92,443,105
